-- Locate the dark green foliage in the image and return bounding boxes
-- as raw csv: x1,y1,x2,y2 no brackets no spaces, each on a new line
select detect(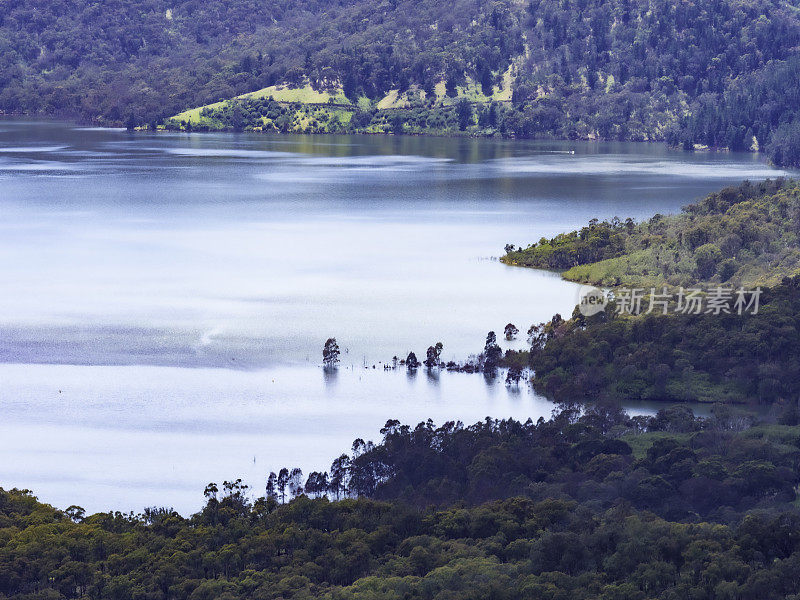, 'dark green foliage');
505,179,800,289
512,0,800,157
505,180,800,404
671,55,800,160
768,115,800,167
350,410,800,519
503,218,630,270
0,0,522,127
530,276,800,404
482,331,503,372
454,98,473,130
323,337,340,368
2,411,800,599
5,0,800,166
